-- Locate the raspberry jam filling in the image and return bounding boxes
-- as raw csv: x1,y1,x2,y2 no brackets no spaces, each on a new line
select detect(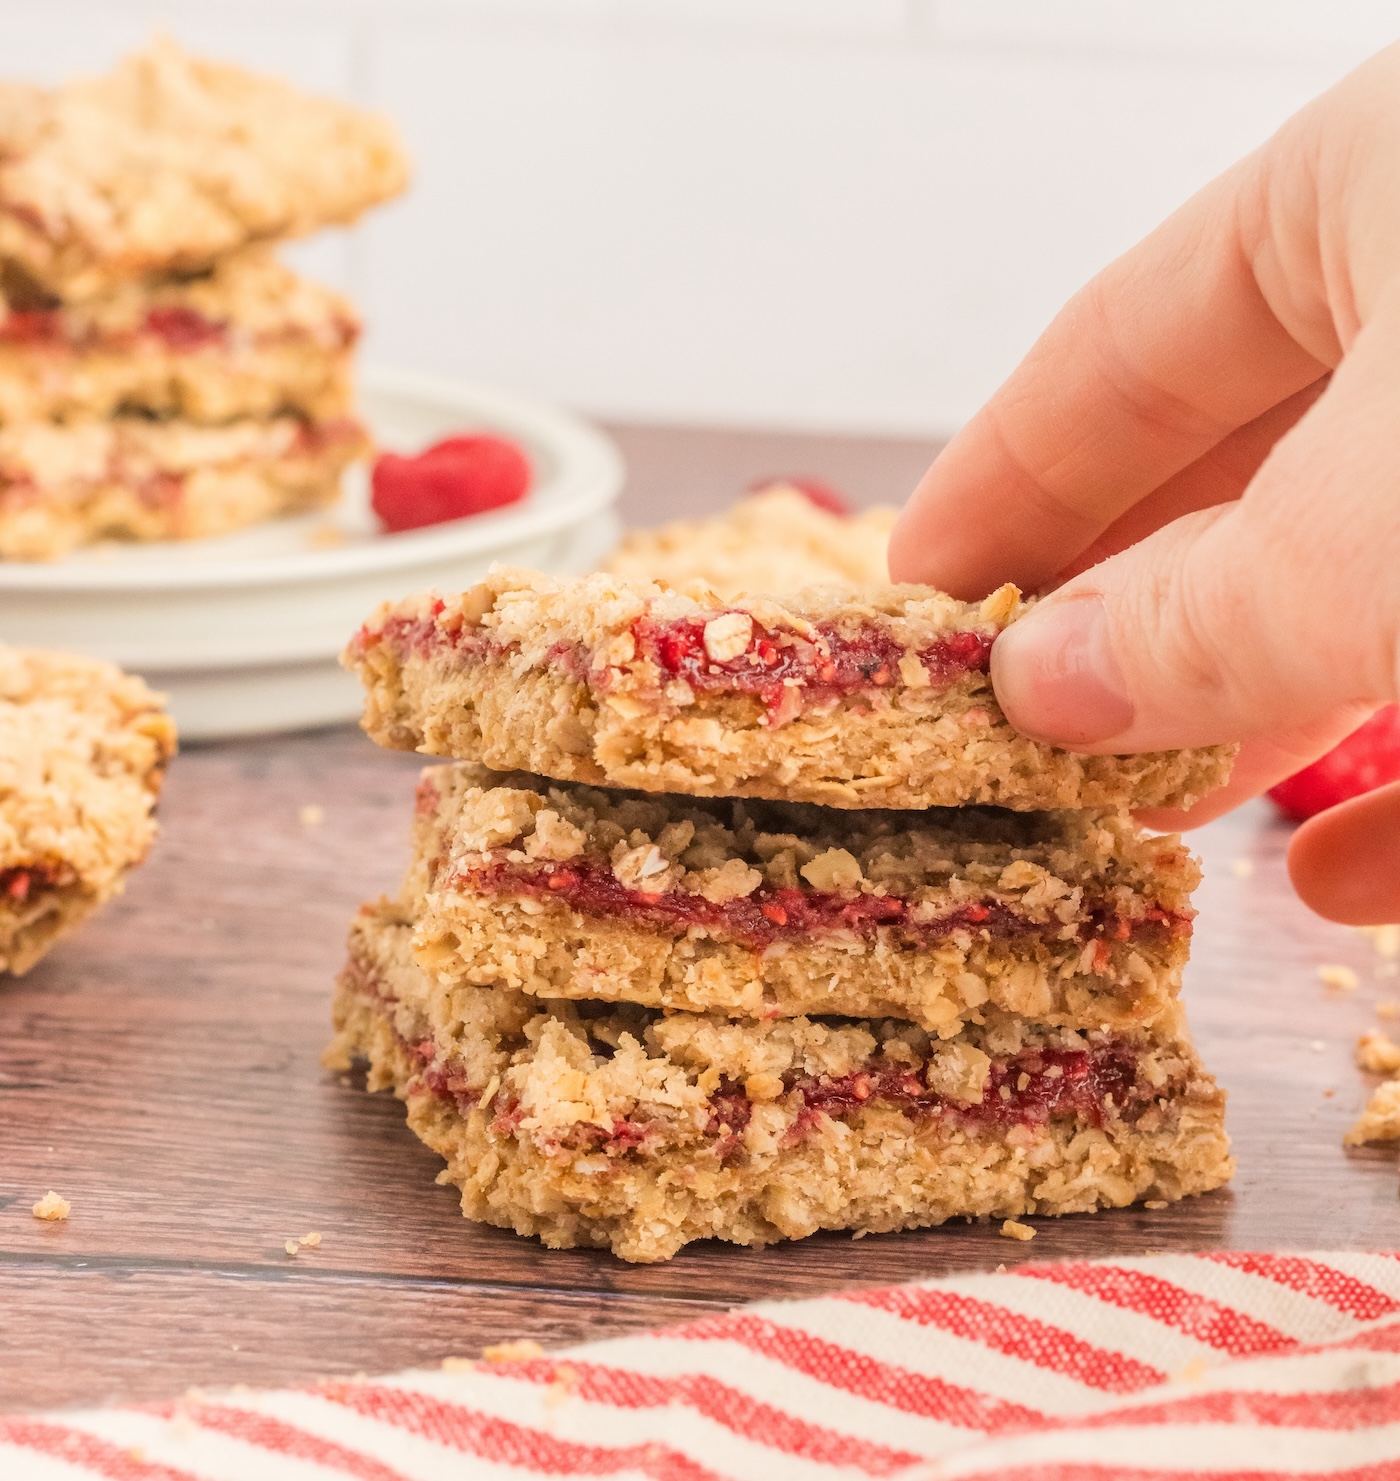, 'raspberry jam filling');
0,863,65,902
459,858,1189,951
790,1042,1141,1132
632,613,992,720
0,305,228,349
350,599,994,722
396,1012,1154,1164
